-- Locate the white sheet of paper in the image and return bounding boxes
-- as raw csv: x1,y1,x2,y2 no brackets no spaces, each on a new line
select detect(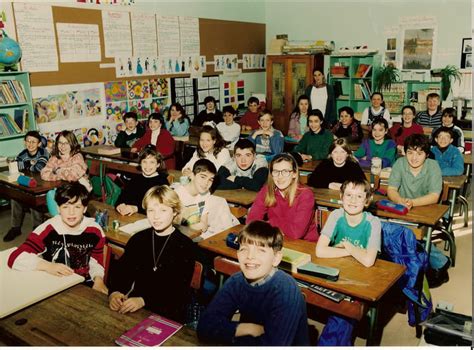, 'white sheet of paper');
56,23,101,63
179,16,200,56
131,11,158,57
102,10,132,58
120,218,152,235
156,15,180,57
